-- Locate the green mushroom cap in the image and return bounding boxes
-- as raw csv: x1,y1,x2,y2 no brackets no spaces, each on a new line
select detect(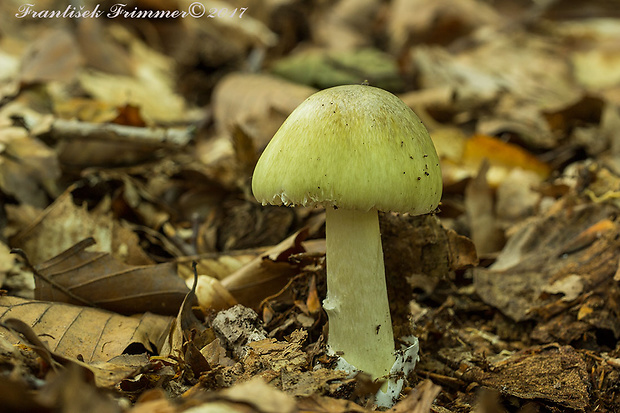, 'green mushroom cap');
252,84,442,215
